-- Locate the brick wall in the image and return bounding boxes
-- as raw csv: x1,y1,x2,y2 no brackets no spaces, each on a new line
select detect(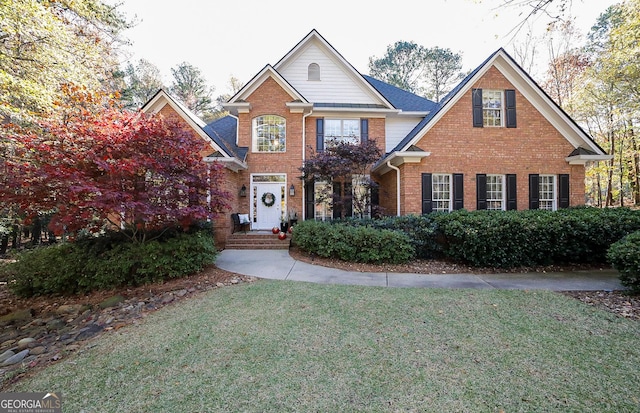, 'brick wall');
400,66,582,214
239,77,305,220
